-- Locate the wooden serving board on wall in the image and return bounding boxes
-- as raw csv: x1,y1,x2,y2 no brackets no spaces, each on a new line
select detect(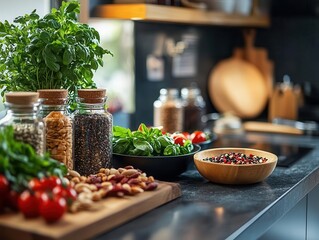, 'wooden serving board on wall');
0,182,181,240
